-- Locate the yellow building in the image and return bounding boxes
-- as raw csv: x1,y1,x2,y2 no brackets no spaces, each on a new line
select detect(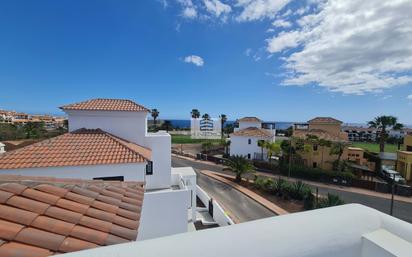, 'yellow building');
293,117,349,170
397,134,412,181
